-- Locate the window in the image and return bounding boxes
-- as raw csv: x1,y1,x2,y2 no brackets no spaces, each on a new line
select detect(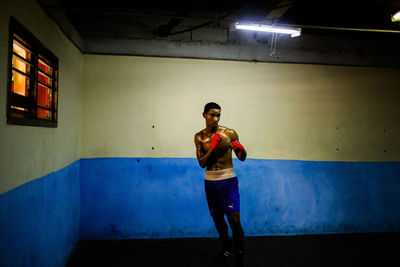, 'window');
7,17,58,127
